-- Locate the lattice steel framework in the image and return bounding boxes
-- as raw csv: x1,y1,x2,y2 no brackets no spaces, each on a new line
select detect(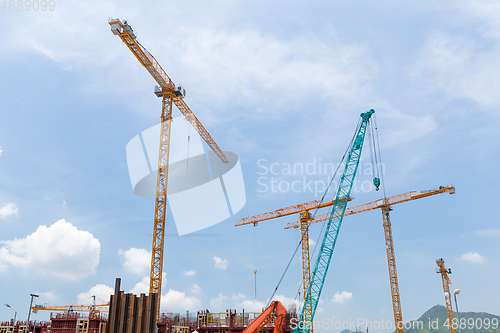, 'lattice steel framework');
295,110,374,333
109,18,228,319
